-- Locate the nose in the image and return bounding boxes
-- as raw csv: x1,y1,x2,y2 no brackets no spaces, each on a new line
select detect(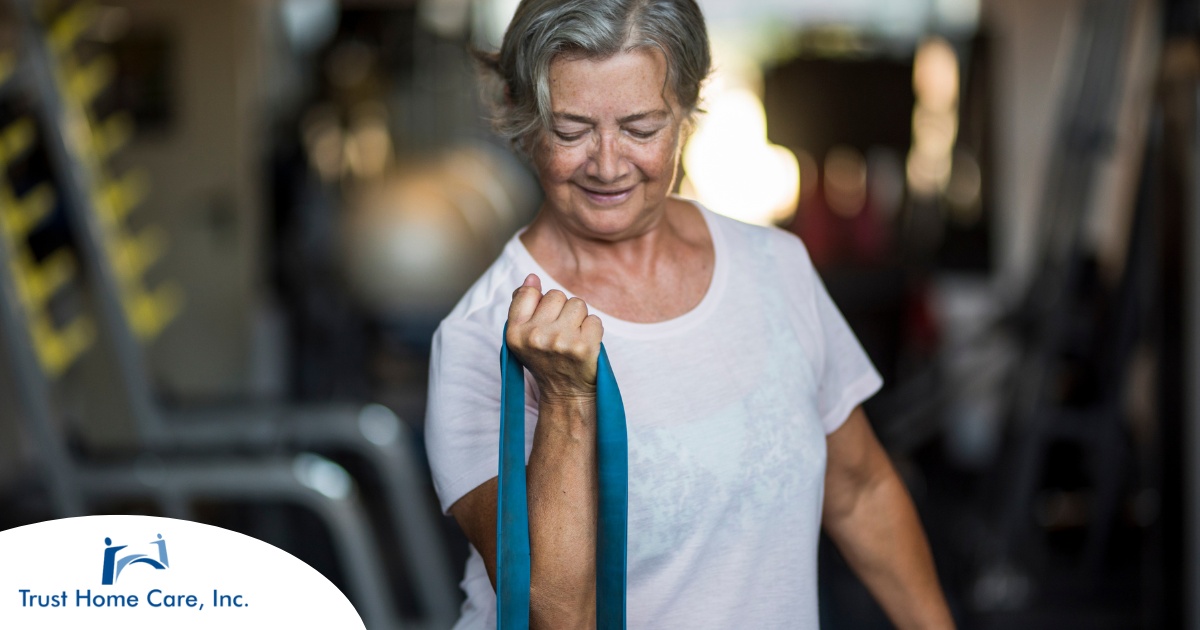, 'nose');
587,132,628,183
